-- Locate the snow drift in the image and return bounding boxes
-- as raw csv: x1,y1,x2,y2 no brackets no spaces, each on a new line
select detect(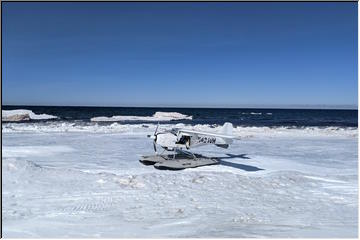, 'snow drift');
90,111,192,122
2,109,57,122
